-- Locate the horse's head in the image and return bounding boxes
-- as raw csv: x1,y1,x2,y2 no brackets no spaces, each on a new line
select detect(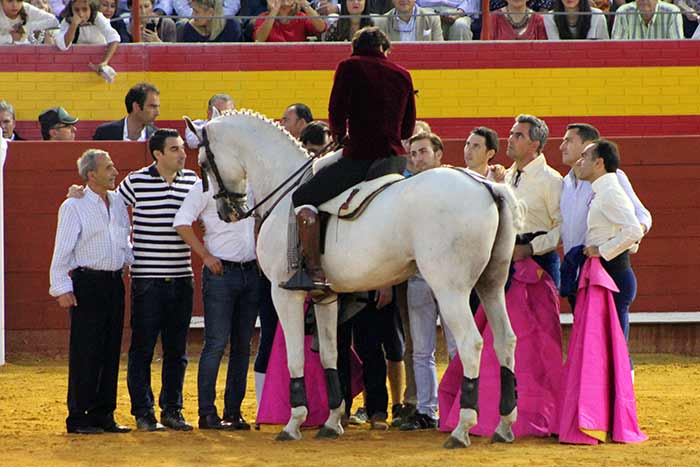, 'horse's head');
185,114,248,223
